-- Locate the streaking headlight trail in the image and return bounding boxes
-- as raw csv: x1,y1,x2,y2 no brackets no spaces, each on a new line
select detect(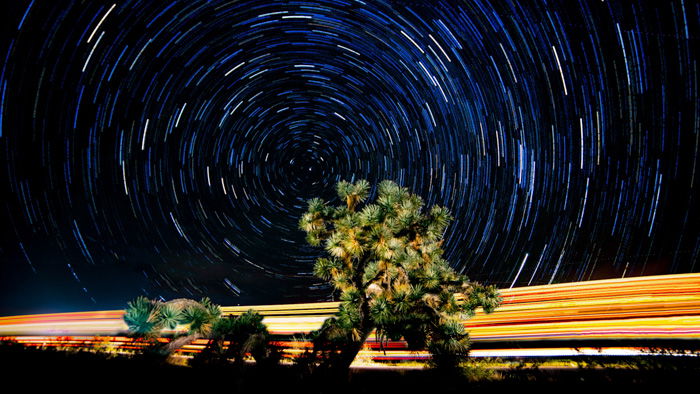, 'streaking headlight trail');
2,274,699,363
